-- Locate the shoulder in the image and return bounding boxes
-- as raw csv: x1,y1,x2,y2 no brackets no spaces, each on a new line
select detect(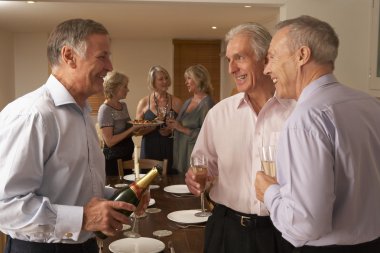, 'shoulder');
136,95,150,111
171,95,183,110
171,95,182,104
137,95,150,106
